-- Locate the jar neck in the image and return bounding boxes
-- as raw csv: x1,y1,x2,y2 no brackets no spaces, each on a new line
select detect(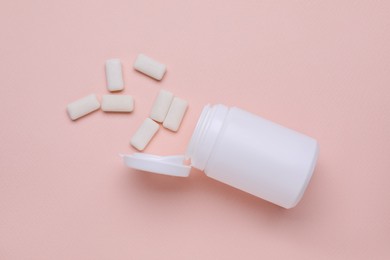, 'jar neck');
186,104,229,171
